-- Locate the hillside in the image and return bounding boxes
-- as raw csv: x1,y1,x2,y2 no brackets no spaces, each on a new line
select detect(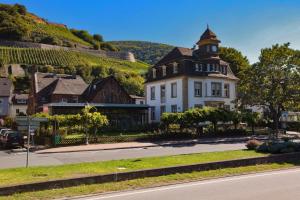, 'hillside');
109,41,174,64
0,3,116,51
0,47,148,73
